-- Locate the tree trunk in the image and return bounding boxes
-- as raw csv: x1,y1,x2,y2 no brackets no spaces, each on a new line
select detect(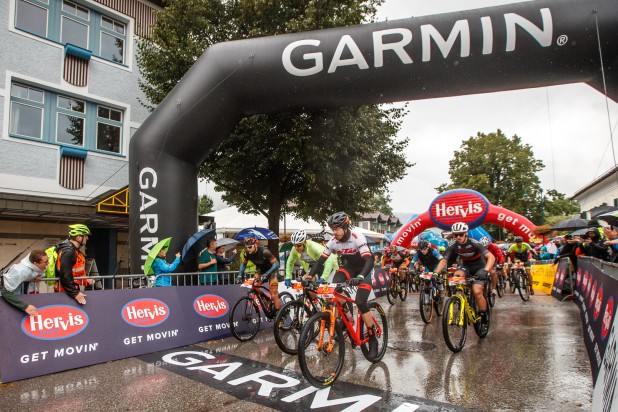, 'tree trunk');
267,193,281,257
